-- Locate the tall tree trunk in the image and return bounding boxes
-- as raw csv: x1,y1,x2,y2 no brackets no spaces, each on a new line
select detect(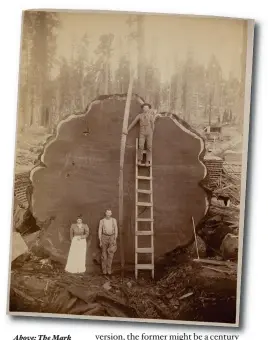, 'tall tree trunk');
38,13,48,125
137,16,145,95
118,71,134,276
182,81,187,120
104,56,109,94
238,21,248,130
209,91,213,126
